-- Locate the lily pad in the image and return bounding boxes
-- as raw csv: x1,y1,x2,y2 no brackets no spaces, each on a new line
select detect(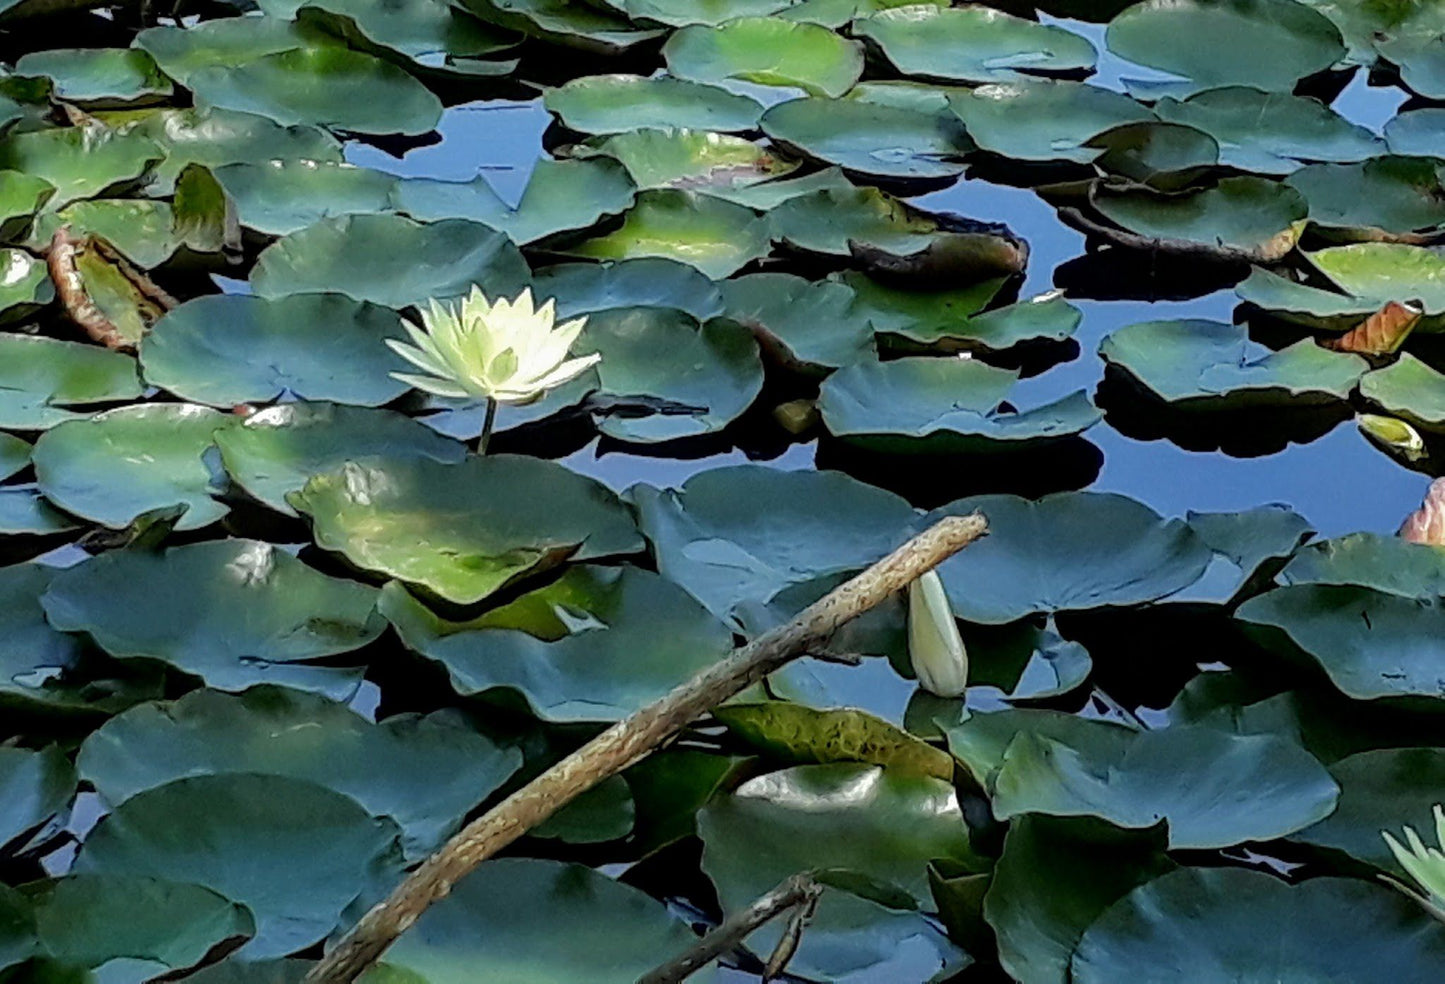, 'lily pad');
1236,584,1445,703
631,463,918,620
856,5,1095,83
215,402,466,517
269,0,521,75
1385,108,1445,158
577,127,797,192
42,539,384,696
0,488,81,537
14,48,172,106
391,157,635,245
1106,0,1345,96
372,859,694,984
76,774,402,960
78,686,520,859
991,722,1338,849
1153,87,1382,175
574,306,764,443
133,19,311,86
289,454,643,605
698,763,971,979
1278,531,1445,598
713,702,955,779
28,199,179,270
188,46,443,136
1099,319,1368,406
662,17,865,98
1089,176,1307,262
1360,354,1445,432
0,746,75,852
0,170,55,236
818,355,1100,453
707,164,856,209
0,126,161,207
250,214,530,309
563,189,771,279
543,74,764,135
946,79,1152,164
531,258,724,321
31,404,234,531
458,0,664,54
1285,157,1445,242
1308,243,1445,317
380,564,733,722
212,160,396,237
23,874,256,980
926,491,1214,624
0,248,54,320
720,272,874,371
760,96,971,180
141,293,412,408
1070,868,1445,984
1083,121,1220,191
